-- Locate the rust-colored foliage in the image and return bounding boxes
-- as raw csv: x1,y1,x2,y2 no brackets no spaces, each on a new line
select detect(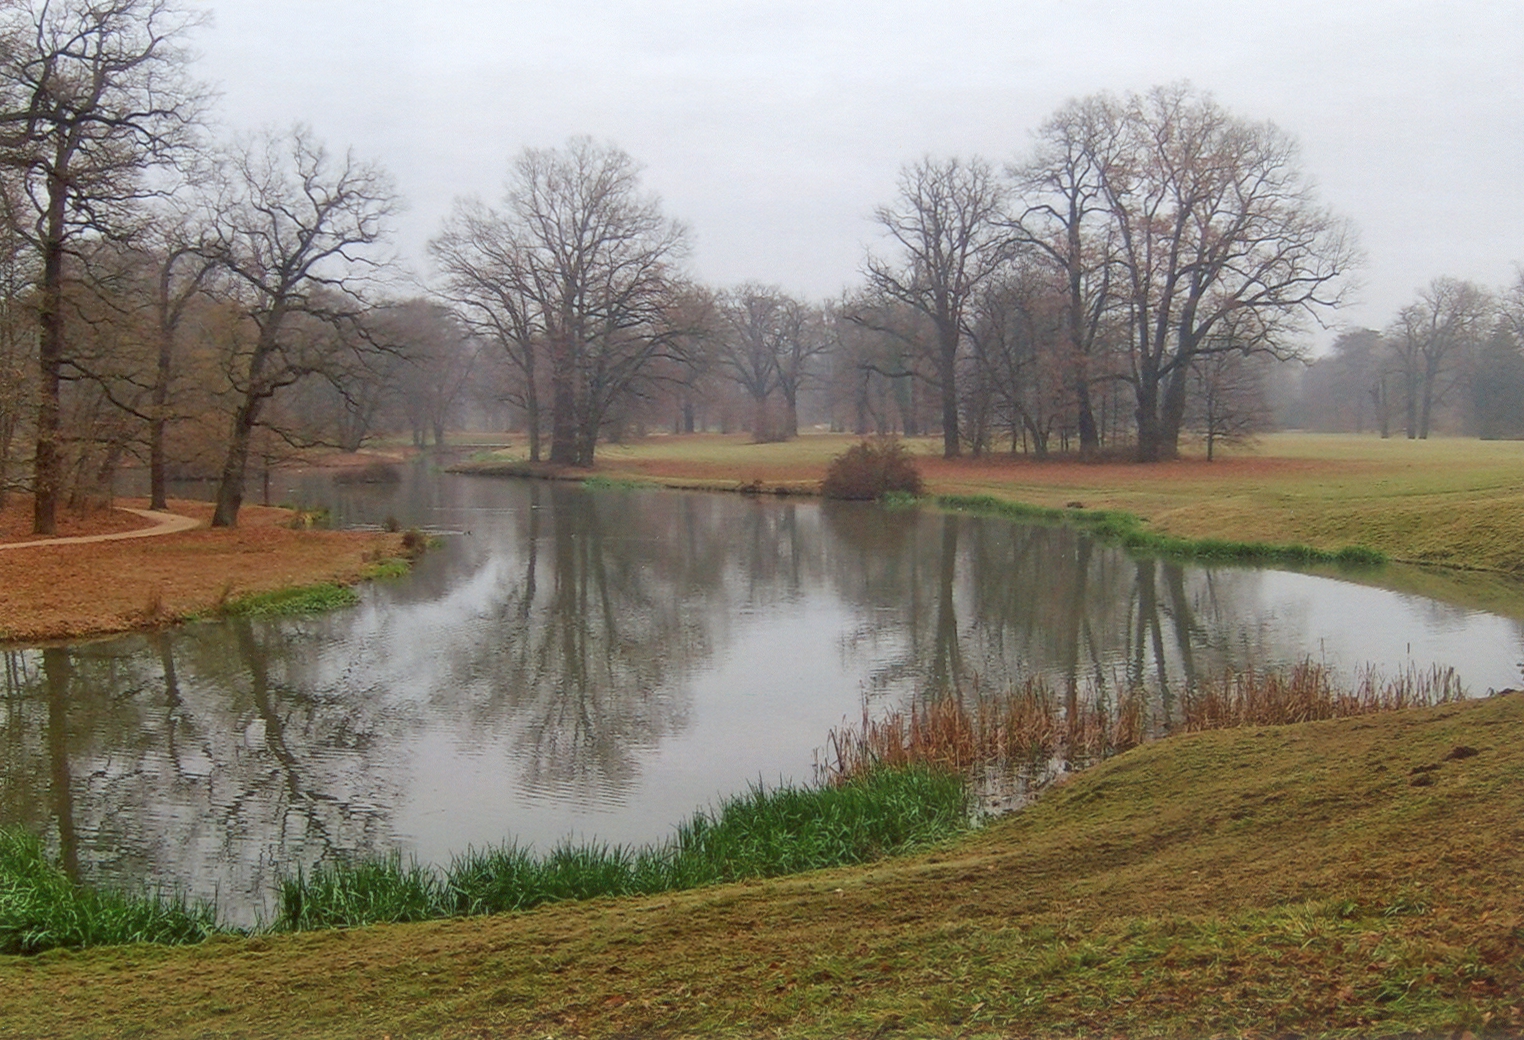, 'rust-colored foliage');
820,661,1465,784
821,439,925,500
